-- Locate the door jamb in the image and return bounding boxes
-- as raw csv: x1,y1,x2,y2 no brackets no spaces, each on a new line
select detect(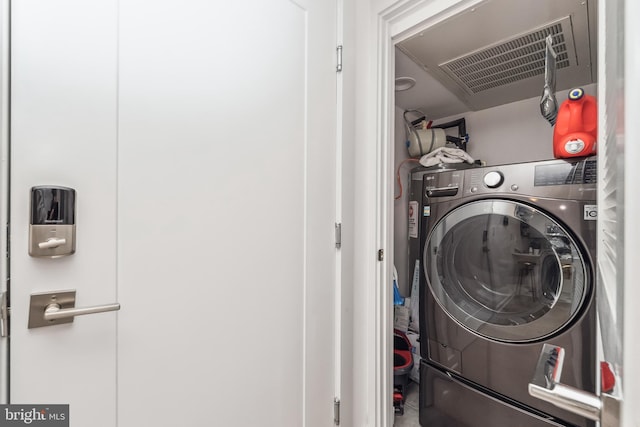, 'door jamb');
368,1,492,425
0,0,9,405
